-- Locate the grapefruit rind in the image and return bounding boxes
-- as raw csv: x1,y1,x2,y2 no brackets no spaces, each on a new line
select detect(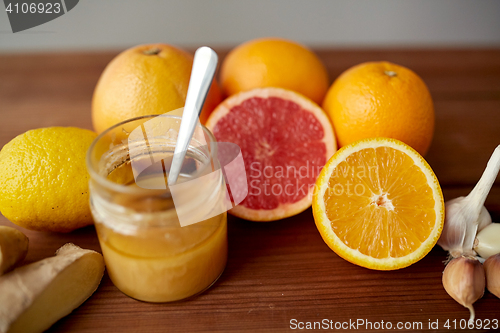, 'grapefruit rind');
230,196,314,222
312,137,444,270
206,87,336,222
